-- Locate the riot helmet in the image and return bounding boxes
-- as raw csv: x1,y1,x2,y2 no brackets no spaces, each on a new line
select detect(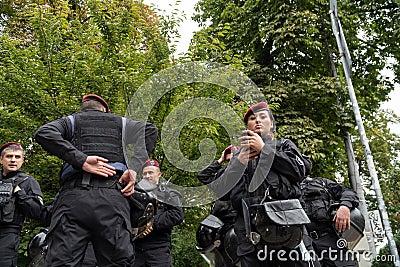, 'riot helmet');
330,204,365,249
28,229,48,260
196,214,224,253
129,183,157,228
